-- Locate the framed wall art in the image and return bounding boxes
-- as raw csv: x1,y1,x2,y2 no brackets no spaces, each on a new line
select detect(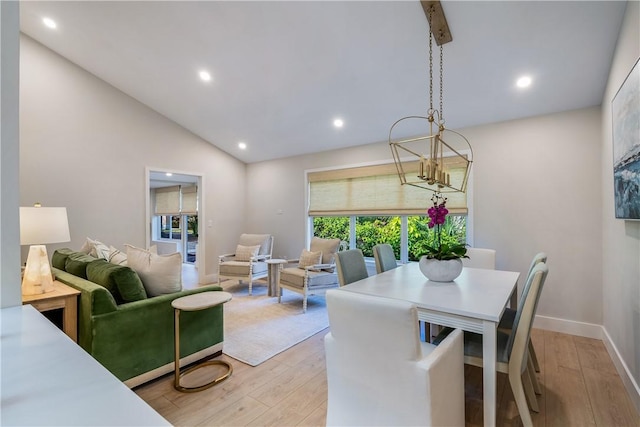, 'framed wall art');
612,57,640,220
